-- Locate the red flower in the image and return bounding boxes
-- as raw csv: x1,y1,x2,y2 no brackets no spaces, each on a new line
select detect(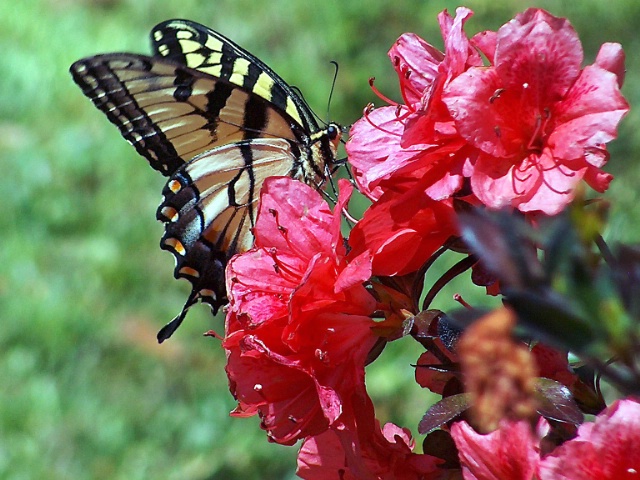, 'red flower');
343,8,485,278
297,426,441,480
348,187,457,276
348,7,627,219
297,386,441,479
450,399,640,480
531,343,578,389
443,8,629,214
224,177,378,444
538,399,640,480
451,419,546,480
